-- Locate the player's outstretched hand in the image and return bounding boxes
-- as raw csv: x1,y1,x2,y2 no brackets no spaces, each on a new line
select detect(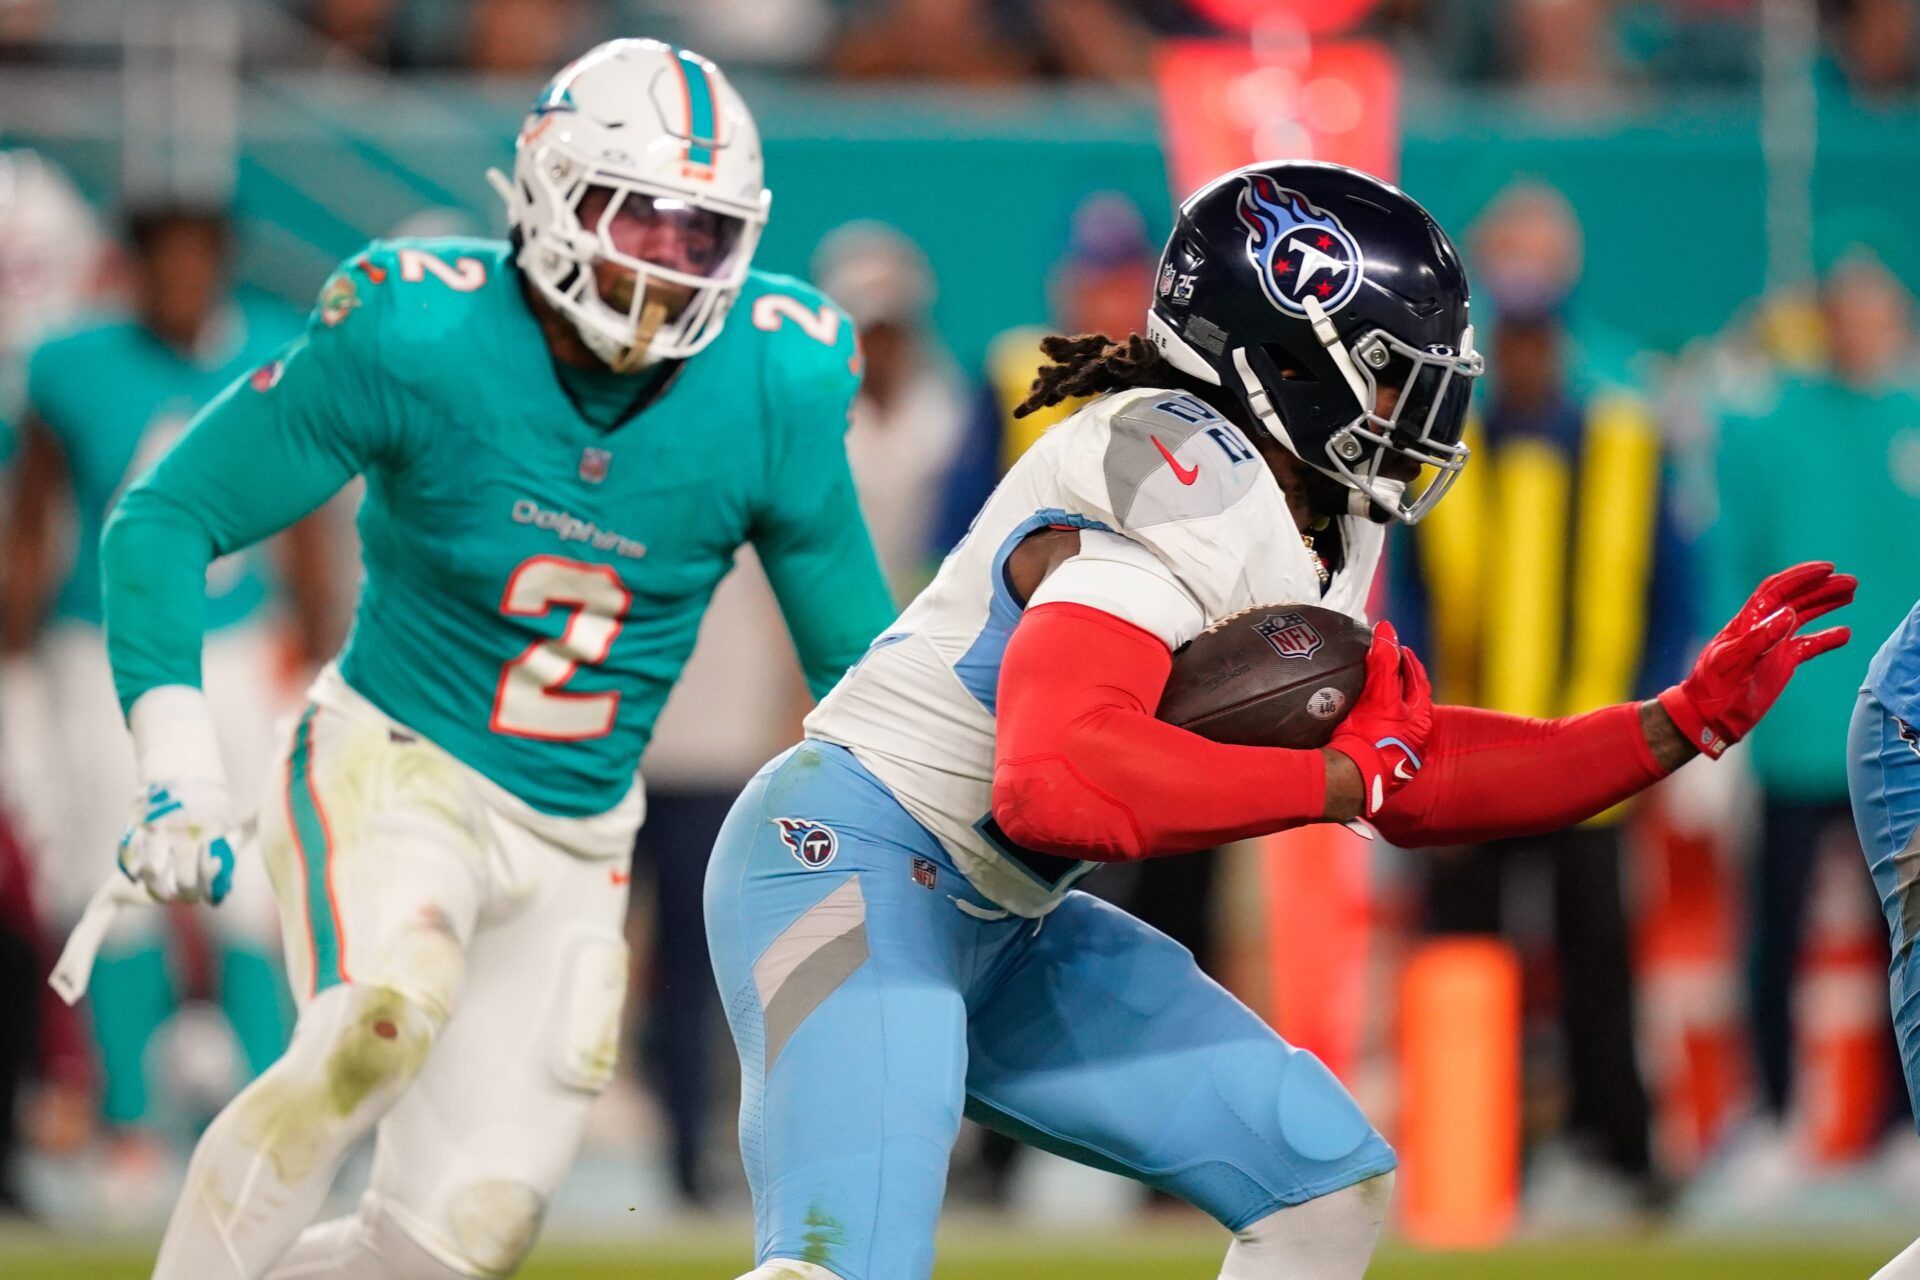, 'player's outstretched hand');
1658,560,1856,760
117,778,236,906
1329,621,1434,817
